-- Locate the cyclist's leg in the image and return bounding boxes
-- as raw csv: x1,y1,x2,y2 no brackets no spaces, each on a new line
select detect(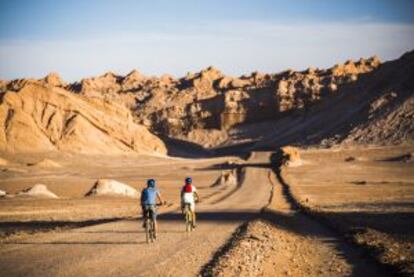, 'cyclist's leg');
142,205,148,228
151,205,158,235
190,202,196,227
